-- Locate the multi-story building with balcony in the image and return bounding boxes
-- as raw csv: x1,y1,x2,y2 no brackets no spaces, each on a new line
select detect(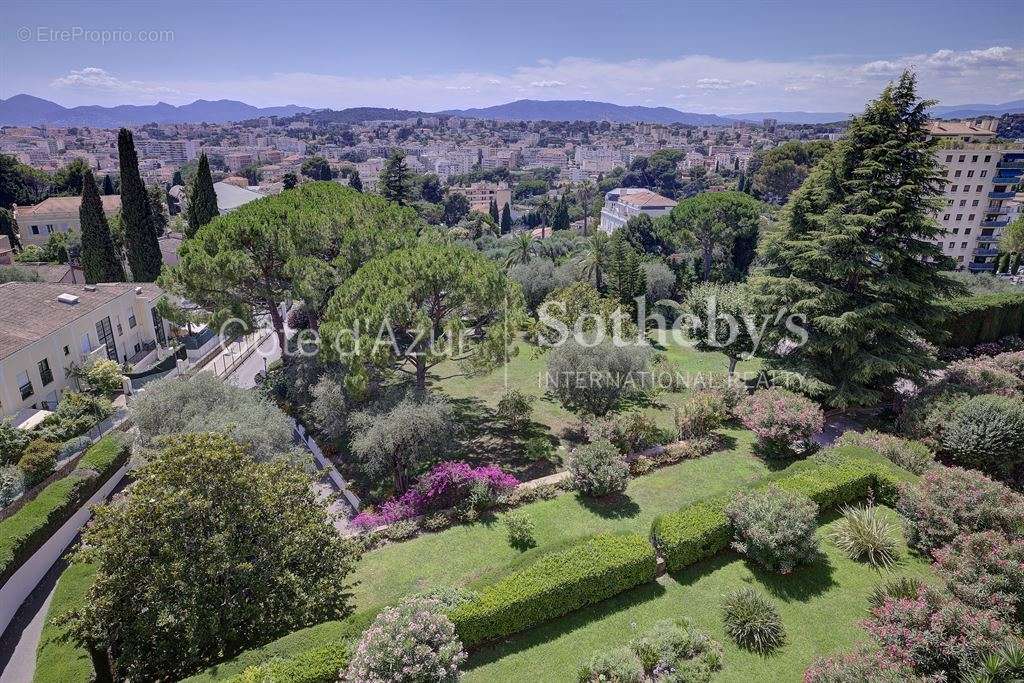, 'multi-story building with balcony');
598,188,677,234
448,181,512,214
928,120,1023,272
135,139,198,164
